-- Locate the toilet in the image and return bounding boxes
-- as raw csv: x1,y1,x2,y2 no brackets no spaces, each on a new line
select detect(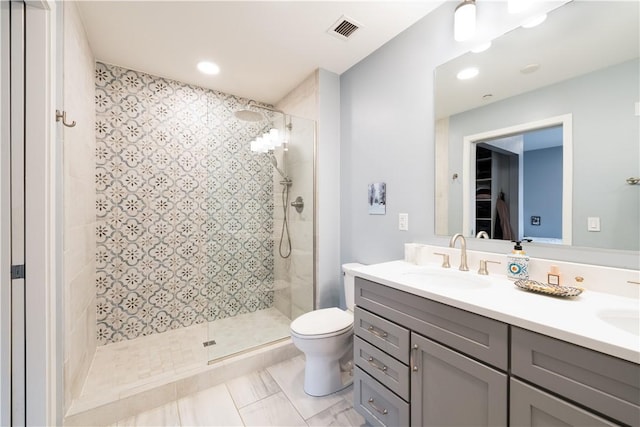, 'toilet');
290,263,363,397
